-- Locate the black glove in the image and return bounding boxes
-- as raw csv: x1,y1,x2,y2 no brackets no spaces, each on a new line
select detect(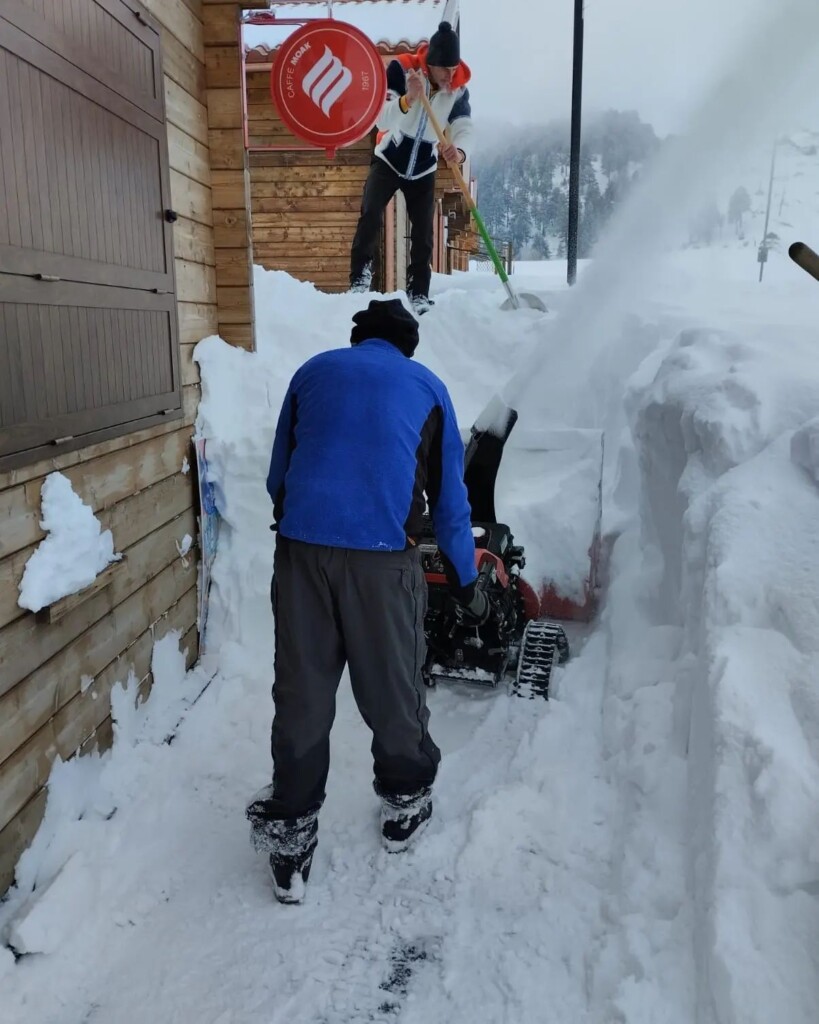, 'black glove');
455,587,490,626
